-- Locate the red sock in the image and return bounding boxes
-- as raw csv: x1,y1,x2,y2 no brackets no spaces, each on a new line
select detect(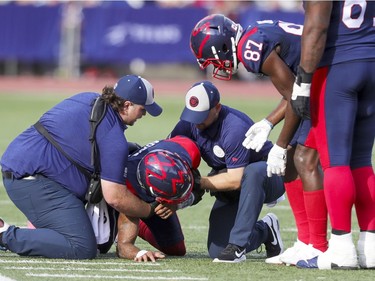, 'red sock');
324,166,355,233
304,189,328,252
284,179,309,244
138,220,159,249
353,166,375,231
